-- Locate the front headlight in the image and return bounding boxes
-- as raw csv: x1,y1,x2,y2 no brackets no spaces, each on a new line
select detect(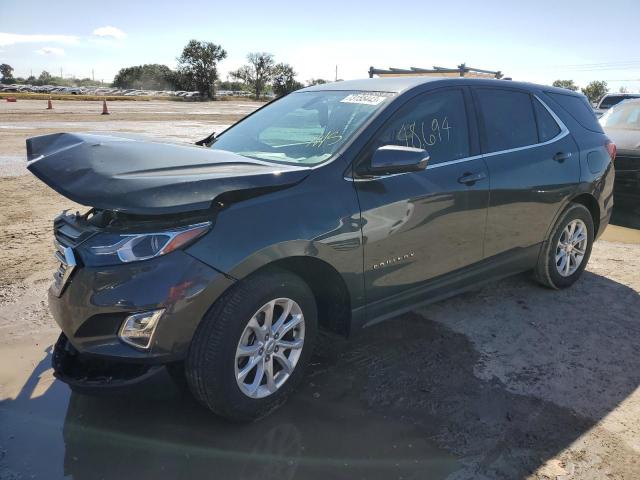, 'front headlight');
79,222,211,266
